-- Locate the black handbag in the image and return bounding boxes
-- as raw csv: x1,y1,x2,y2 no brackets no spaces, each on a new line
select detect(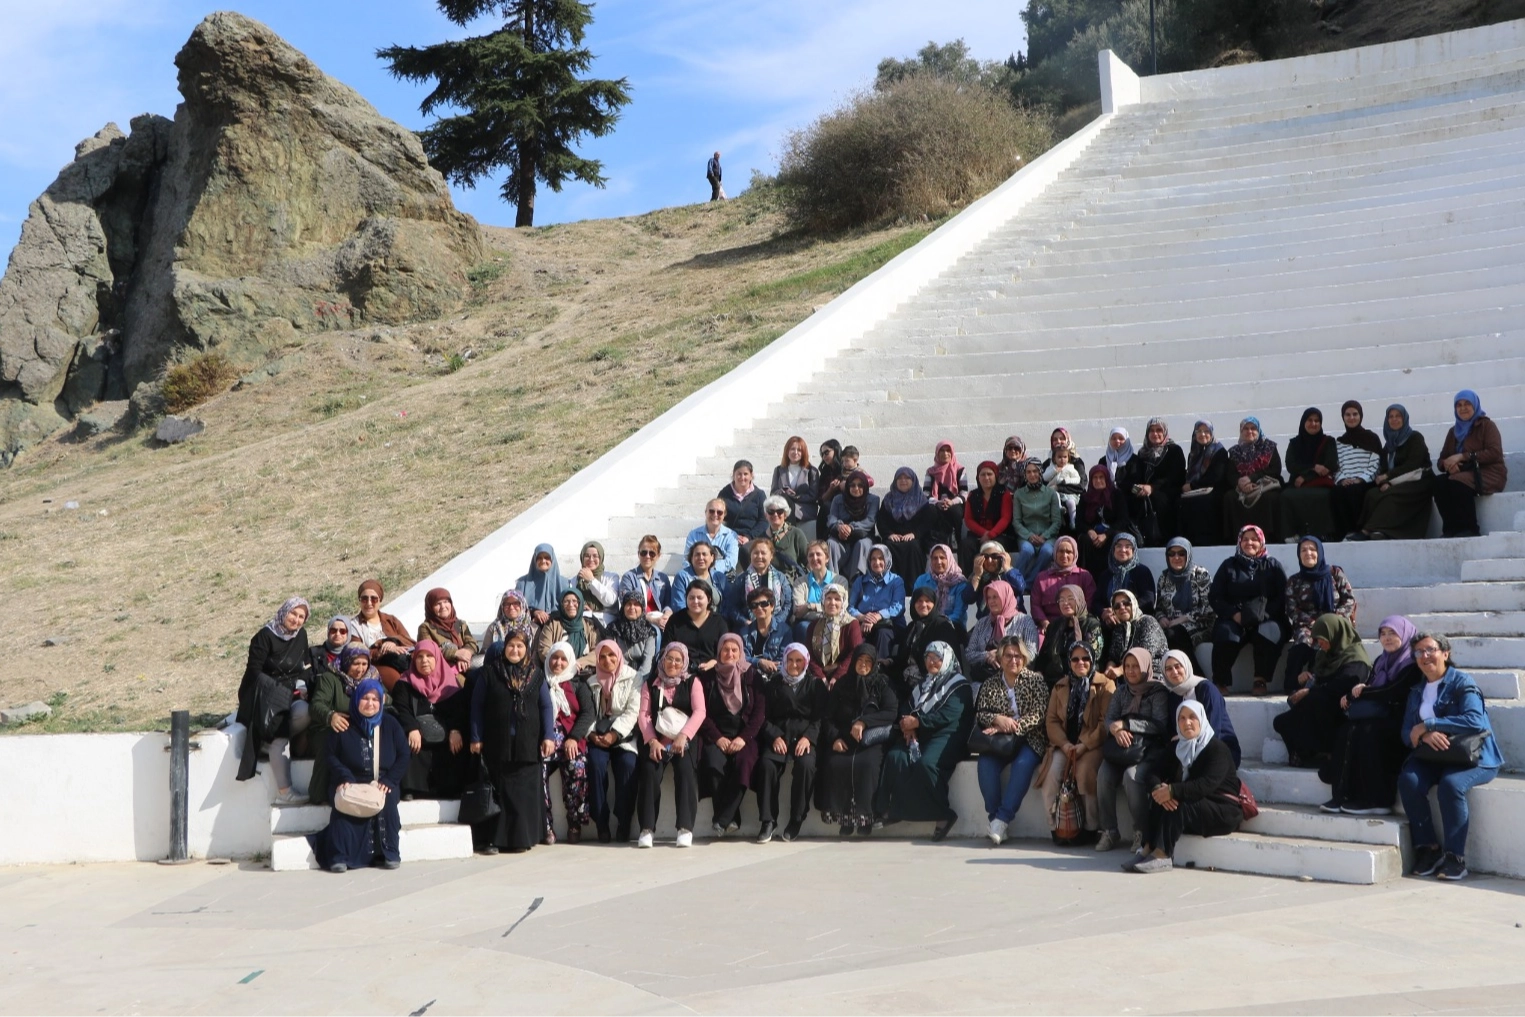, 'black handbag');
967,728,1019,760
254,673,294,737
1344,697,1390,722
415,713,448,744
457,759,502,824
859,725,894,747
1101,715,1162,767
1412,730,1489,767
